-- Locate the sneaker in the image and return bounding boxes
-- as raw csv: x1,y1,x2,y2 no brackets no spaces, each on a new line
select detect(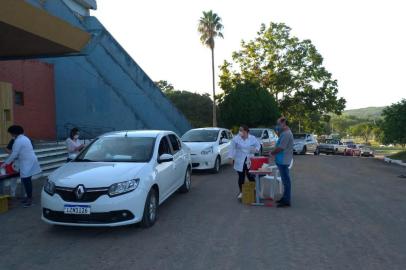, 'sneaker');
23,202,32,208
22,199,32,208
237,193,242,199
277,202,291,208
